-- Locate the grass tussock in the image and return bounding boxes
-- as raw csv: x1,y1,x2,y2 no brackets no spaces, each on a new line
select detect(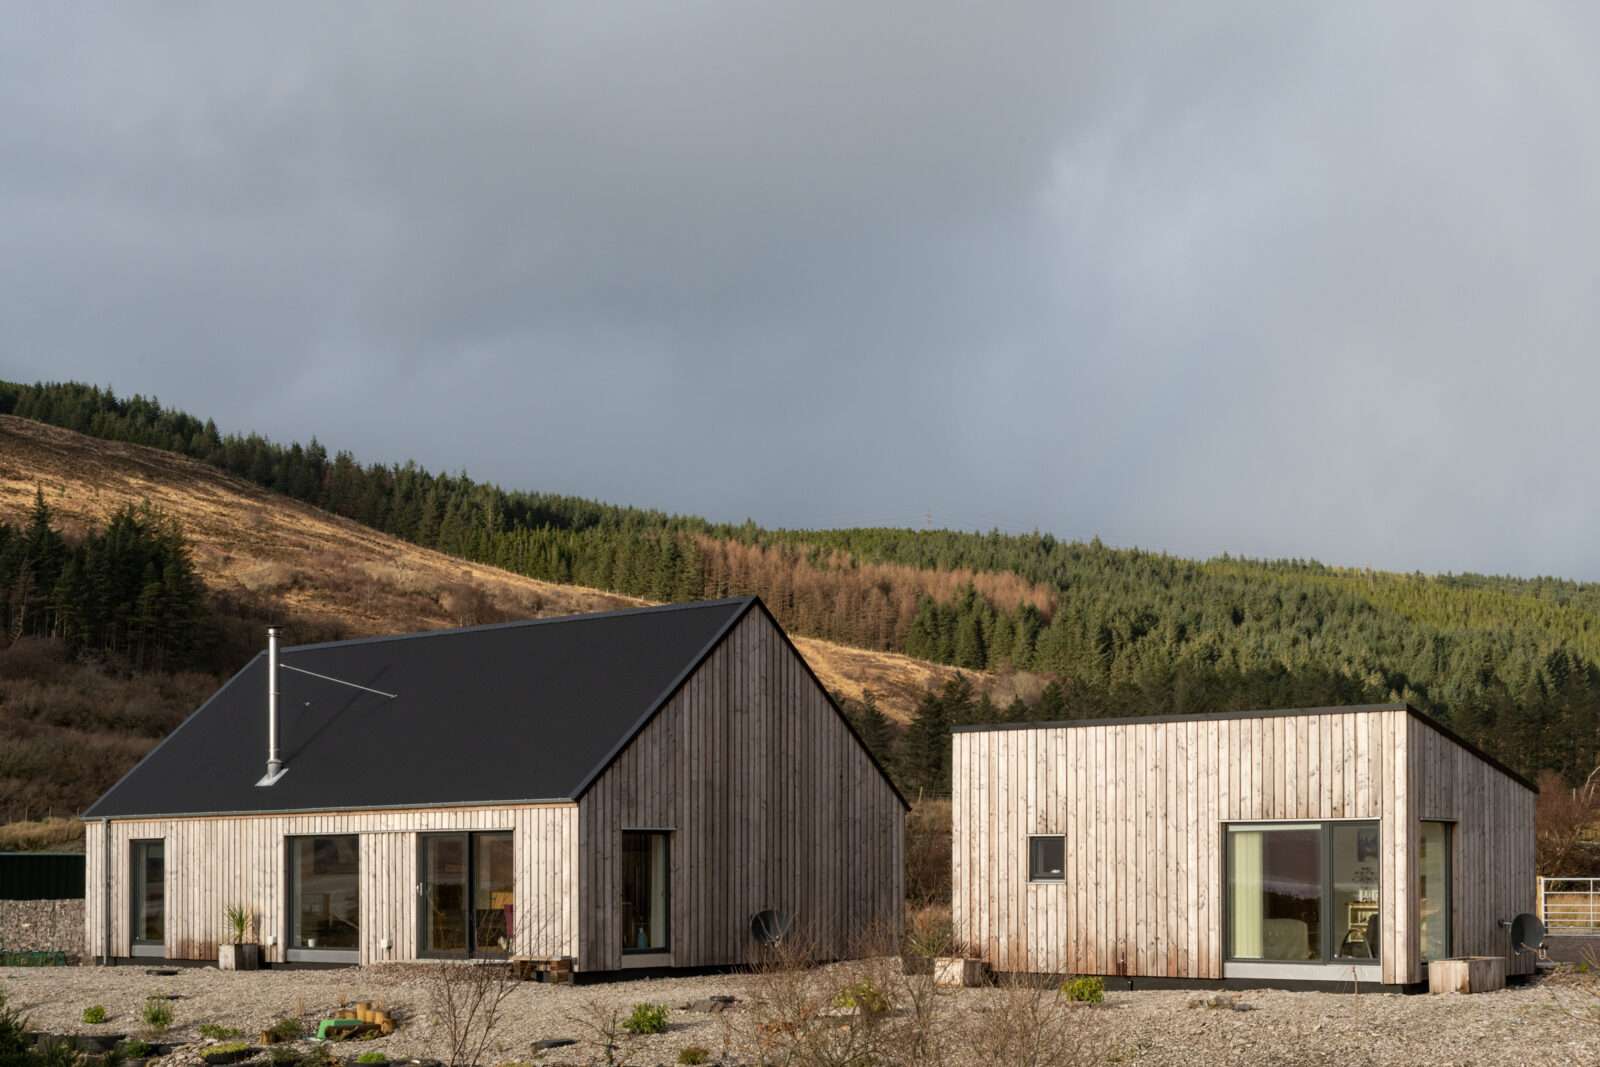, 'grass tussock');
0,817,83,852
